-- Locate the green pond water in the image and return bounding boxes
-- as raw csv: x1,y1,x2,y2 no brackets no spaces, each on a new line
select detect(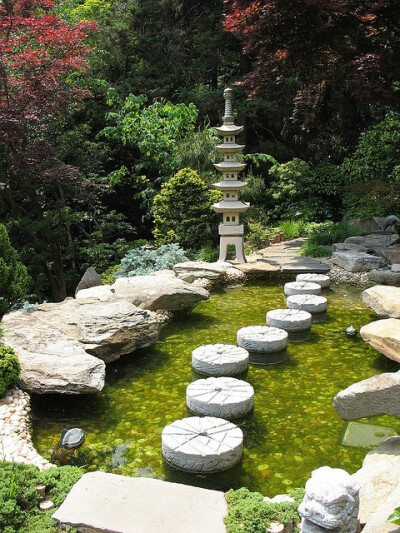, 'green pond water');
31,281,400,496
